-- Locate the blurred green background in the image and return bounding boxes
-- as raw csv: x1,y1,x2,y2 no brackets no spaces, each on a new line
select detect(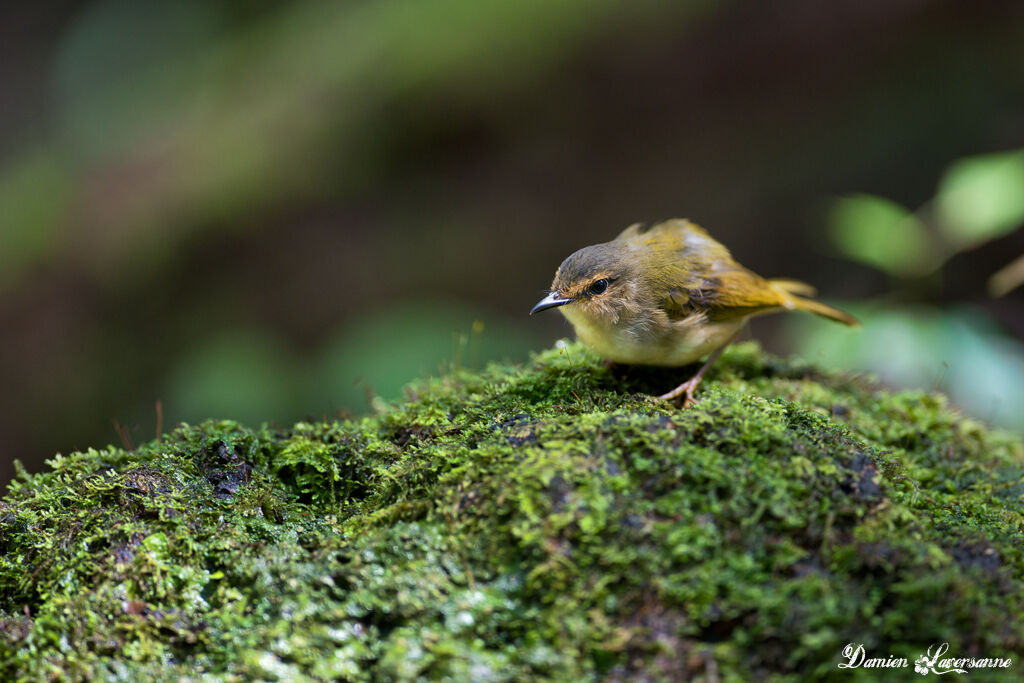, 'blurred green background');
2,0,1023,487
